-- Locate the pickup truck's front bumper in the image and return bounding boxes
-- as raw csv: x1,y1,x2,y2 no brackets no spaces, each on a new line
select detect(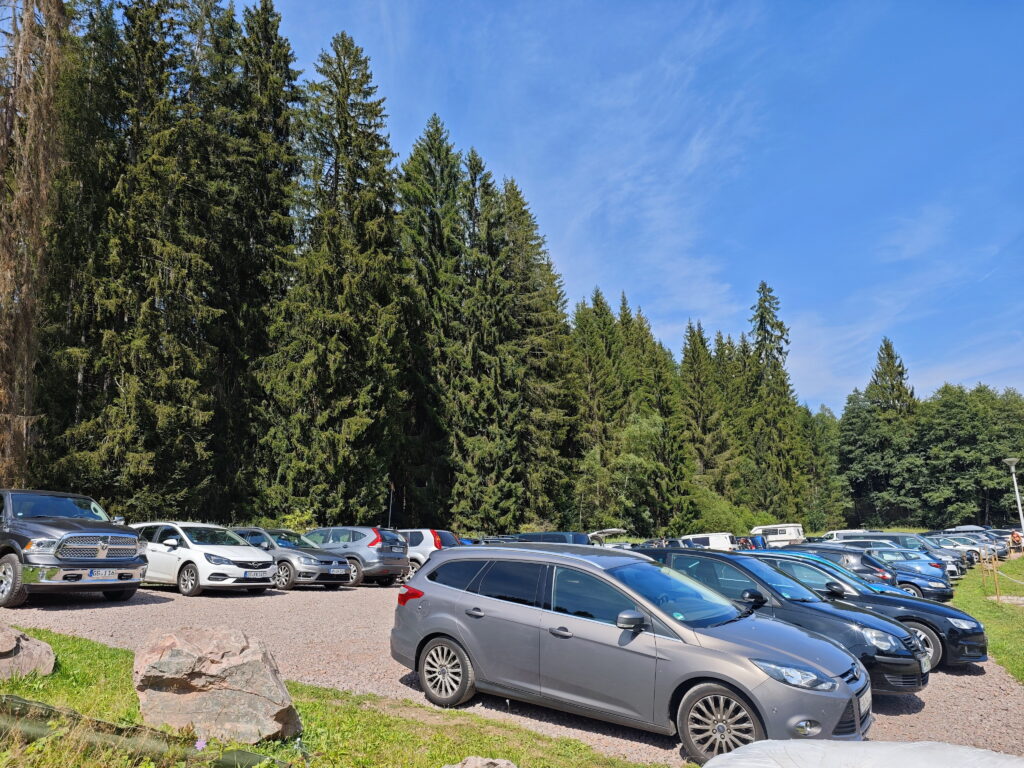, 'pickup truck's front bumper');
22,561,147,591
